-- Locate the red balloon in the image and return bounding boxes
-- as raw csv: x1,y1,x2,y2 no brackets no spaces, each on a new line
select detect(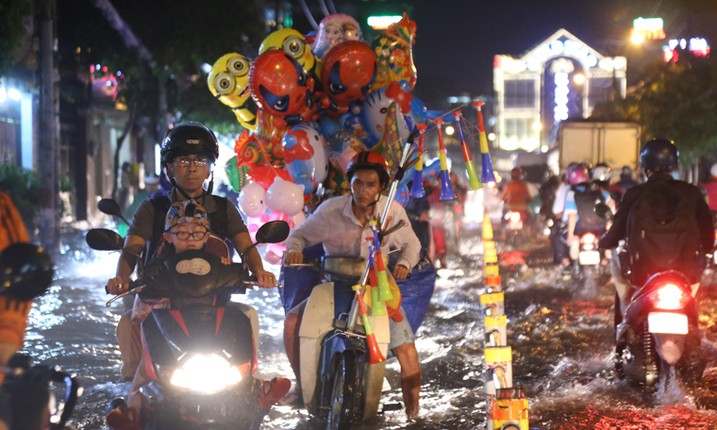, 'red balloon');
248,164,292,190
321,41,377,112
249,50,312,118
